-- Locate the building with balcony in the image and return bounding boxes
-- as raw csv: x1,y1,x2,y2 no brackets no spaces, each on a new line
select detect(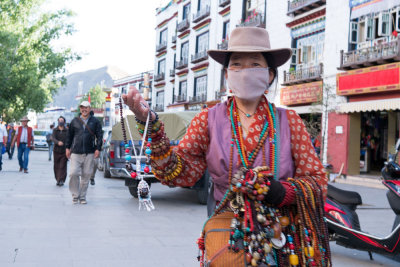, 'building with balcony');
153,0,271,112
278,0,328,155
266,1,355,169
327,0,400,177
